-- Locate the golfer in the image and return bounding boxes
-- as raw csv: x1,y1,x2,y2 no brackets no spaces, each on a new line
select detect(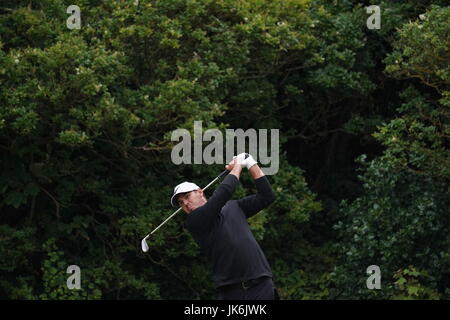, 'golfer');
170,153,277,300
